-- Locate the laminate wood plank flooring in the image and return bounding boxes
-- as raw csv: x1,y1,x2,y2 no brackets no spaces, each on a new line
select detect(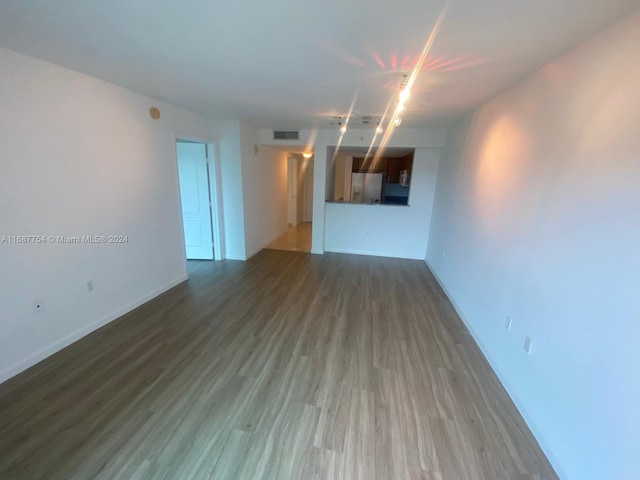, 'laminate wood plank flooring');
266,223,312,253
0,250,558,479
